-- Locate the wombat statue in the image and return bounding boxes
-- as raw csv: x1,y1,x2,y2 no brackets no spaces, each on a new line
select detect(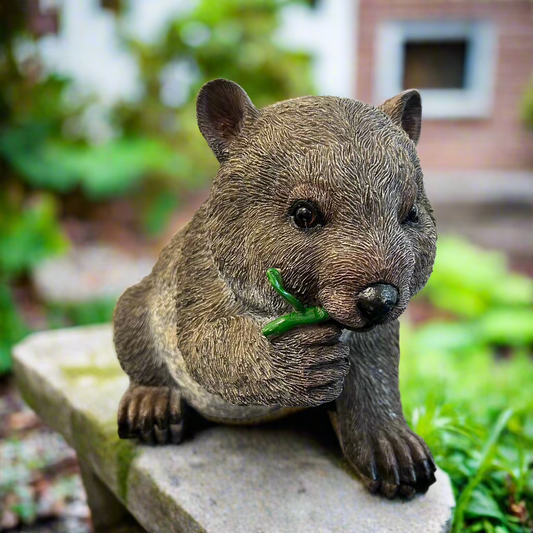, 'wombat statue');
113,79,438,499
